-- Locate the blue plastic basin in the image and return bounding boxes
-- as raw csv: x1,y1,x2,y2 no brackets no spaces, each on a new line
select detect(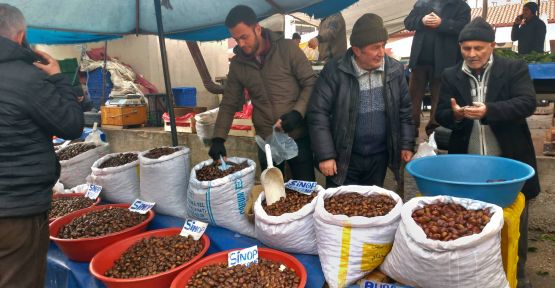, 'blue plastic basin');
406,154,534,207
